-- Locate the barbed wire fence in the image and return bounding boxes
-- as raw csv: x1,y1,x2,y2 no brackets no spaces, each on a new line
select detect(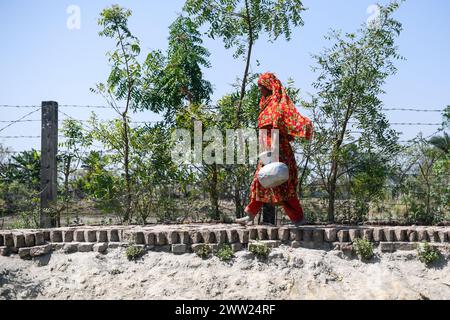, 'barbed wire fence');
0,103,448,226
